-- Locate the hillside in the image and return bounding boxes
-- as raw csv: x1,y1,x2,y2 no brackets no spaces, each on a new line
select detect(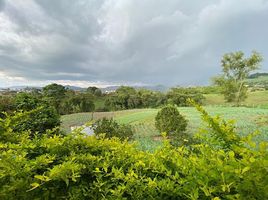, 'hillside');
246,72,268,89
